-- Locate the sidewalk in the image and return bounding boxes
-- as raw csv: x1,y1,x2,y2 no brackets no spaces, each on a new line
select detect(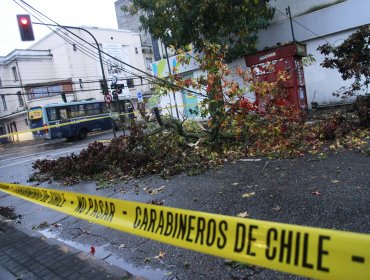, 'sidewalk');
0,221,137,280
